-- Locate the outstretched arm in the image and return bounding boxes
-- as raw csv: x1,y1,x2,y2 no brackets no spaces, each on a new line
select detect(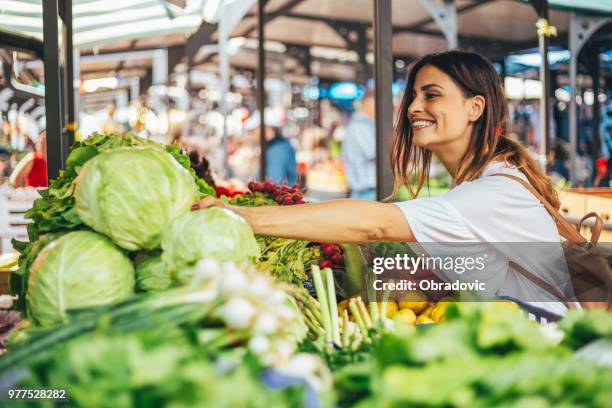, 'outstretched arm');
193,197,415,244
